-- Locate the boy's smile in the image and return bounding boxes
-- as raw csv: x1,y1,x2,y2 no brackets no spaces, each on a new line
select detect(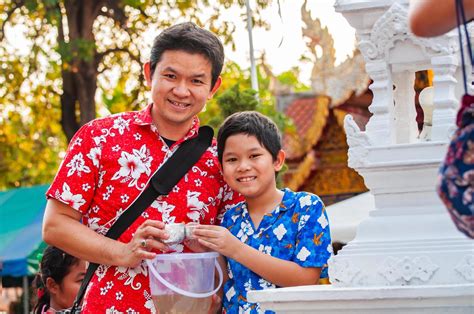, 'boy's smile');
222,134,285,201
237,176,257,182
